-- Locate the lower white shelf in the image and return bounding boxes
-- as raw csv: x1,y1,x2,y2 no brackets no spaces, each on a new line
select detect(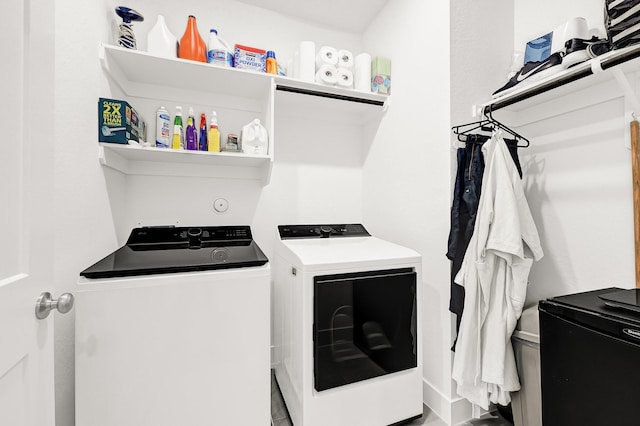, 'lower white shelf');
98,142,273,183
